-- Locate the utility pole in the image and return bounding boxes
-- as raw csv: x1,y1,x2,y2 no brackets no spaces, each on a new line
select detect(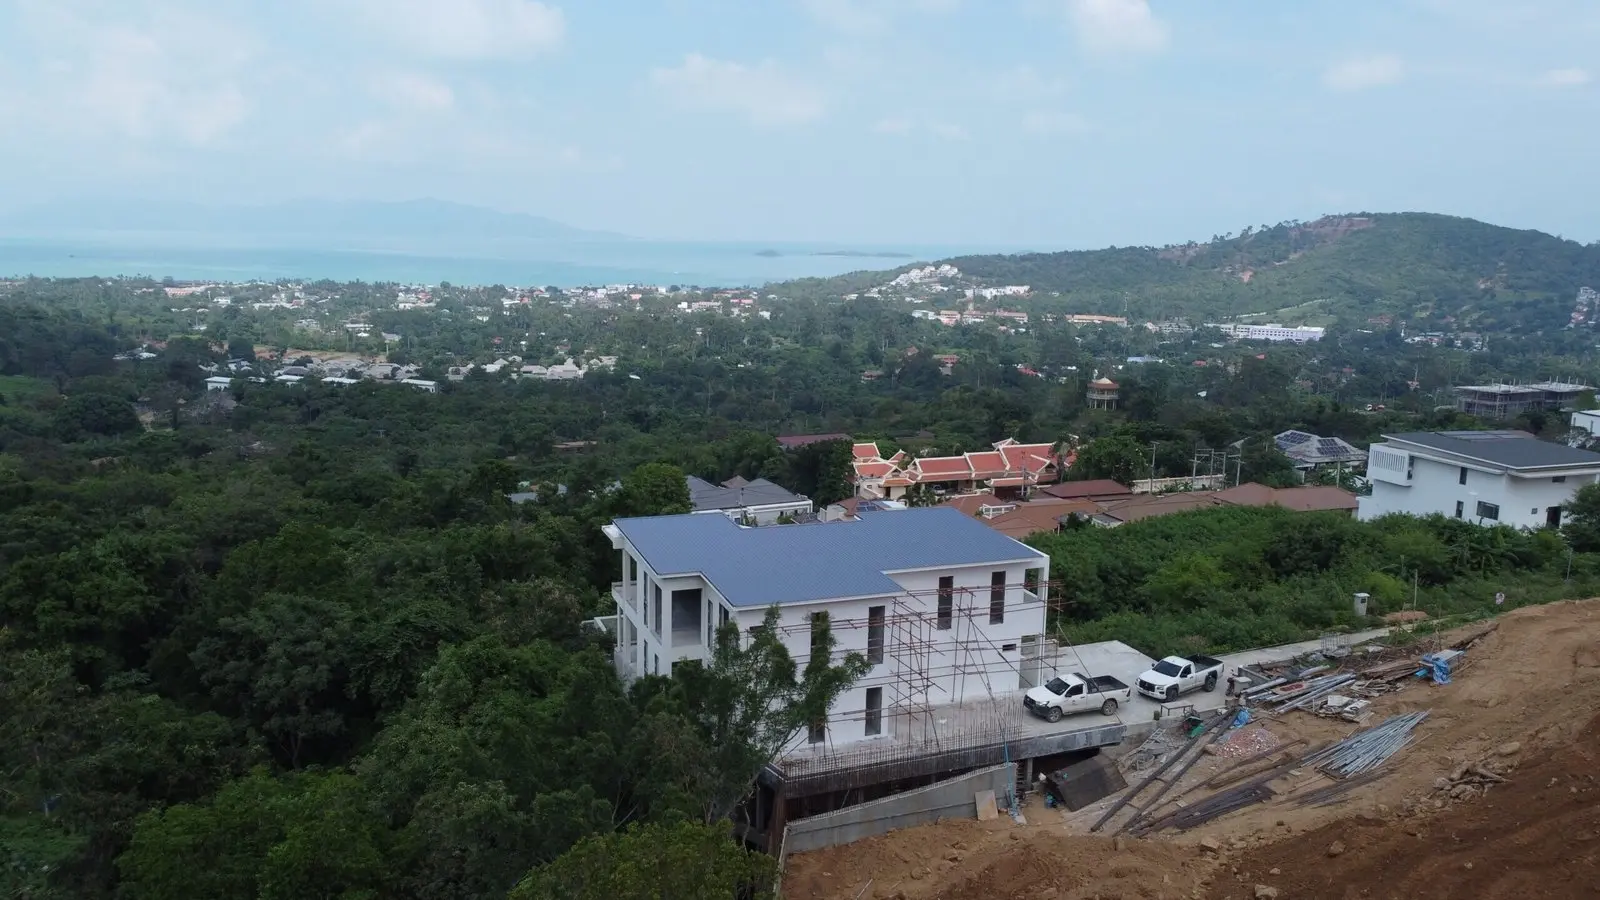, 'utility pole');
1148,442,1158,492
